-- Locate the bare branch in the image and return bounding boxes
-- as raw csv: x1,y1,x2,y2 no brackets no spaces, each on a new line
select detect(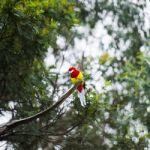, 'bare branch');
0,82,81,139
